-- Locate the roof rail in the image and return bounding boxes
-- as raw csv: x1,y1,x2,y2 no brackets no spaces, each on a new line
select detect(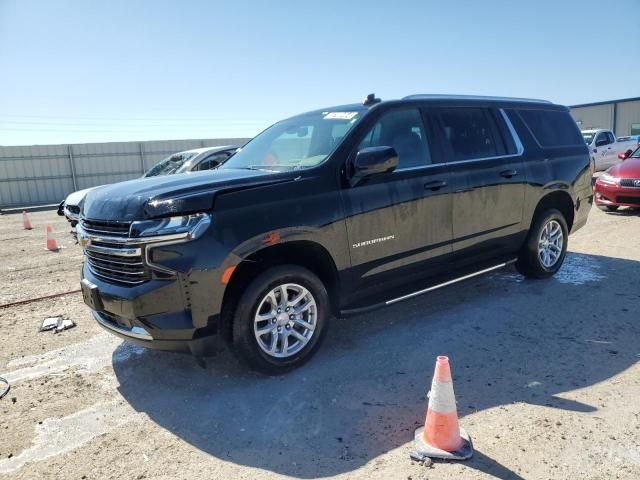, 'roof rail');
402,94,552,104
